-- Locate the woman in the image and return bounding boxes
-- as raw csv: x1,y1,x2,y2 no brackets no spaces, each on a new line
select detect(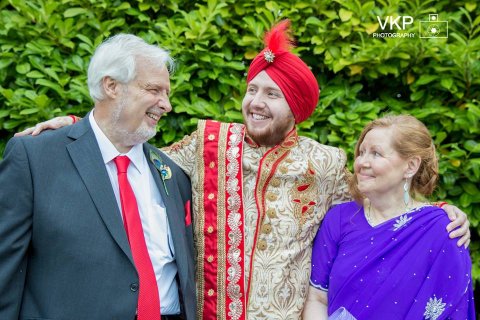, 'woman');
302,115,475,320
